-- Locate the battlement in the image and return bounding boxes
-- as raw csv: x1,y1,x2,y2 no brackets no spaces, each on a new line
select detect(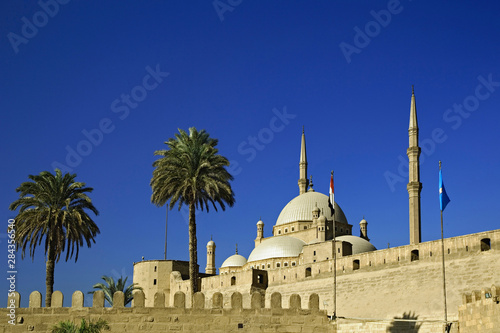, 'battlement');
458,285,500,333
2,290,332,333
